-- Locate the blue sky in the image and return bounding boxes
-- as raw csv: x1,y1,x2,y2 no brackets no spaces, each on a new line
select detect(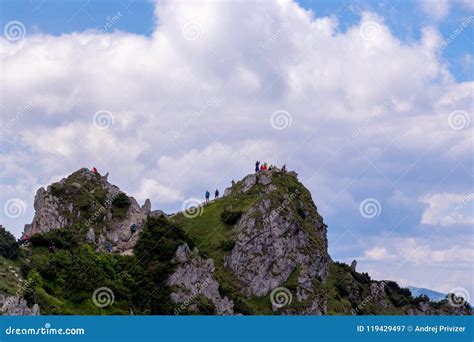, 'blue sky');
1,0,472,80
0,0,472,296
